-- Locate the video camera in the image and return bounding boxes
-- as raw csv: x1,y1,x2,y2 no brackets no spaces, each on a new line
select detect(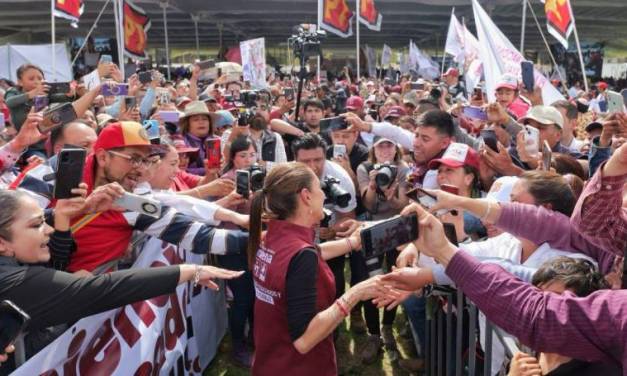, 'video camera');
288,24,326,59
321,176,350,208
238,108,256,126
